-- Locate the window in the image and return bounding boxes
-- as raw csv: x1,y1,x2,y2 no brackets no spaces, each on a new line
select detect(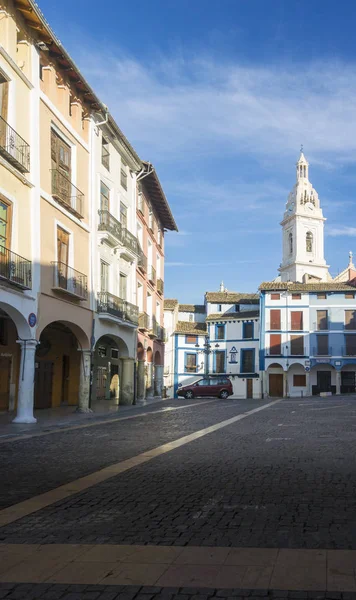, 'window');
120,167,128,190
270,334,281,355
100,182,110,211
158,229,162,246
290,335,304,355
186,335,197,344
270,309,281,330
316,335,329,356
345,335,356,356
189,314,194,322
215,351,225,373
101,137,110,170
120,202,127,229
119,273,127,299
243,322,254,339
293,374,306,387
51,130,71,204
148,210,153,230
218,304,222,312
57,227,69,266
216,324,225,340
306,231,313,253
291,311,303,331
68,93,72,117
0,197,12,248
317,293,327,300
185,353,197,373
230,351,237,364
317,310,328,330
345,293,355,299
289,232,293,255
100,261,109,292
235,304,240,312
196,379,209,386
345,310,356,330
241,349,254,373
97,346,107,358
111,348,119,359
292,293,301,300
271,293,280,300
0,73,9,120
0,318,8,346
